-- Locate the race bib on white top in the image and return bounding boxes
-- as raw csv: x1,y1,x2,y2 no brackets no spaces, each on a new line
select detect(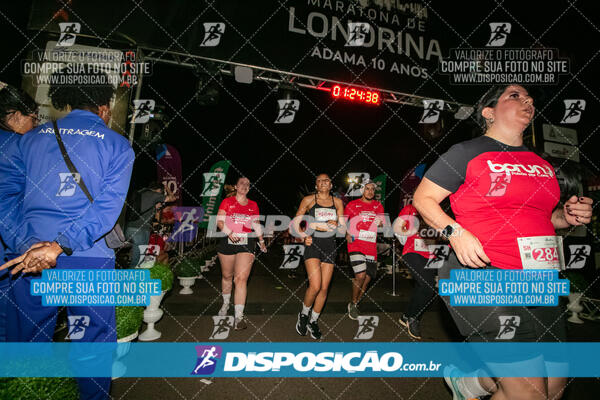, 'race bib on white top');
315,208,336,222
228,233,248,245
358,230,377,243
517,235,564,270
413,238,429,252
